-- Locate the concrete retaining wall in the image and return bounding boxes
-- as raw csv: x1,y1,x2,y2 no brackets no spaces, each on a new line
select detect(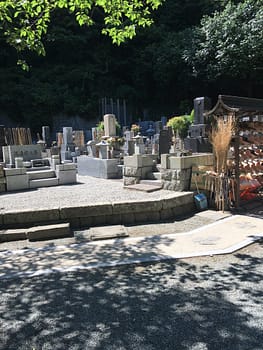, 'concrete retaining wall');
0,192,194,229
